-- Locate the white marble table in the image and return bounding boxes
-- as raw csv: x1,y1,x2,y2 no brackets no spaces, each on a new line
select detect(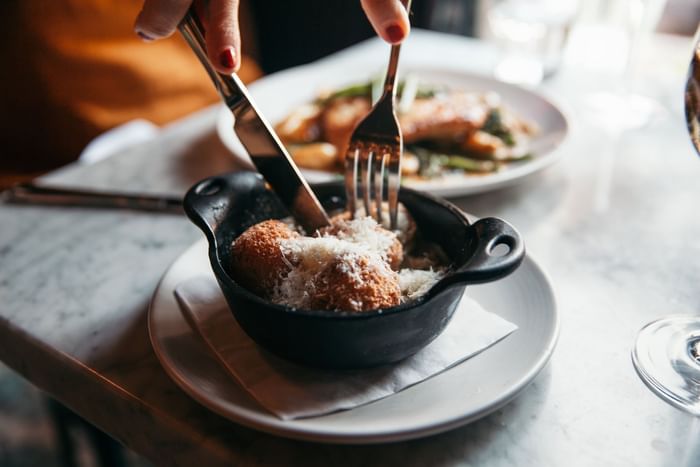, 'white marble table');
1,30,699,466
